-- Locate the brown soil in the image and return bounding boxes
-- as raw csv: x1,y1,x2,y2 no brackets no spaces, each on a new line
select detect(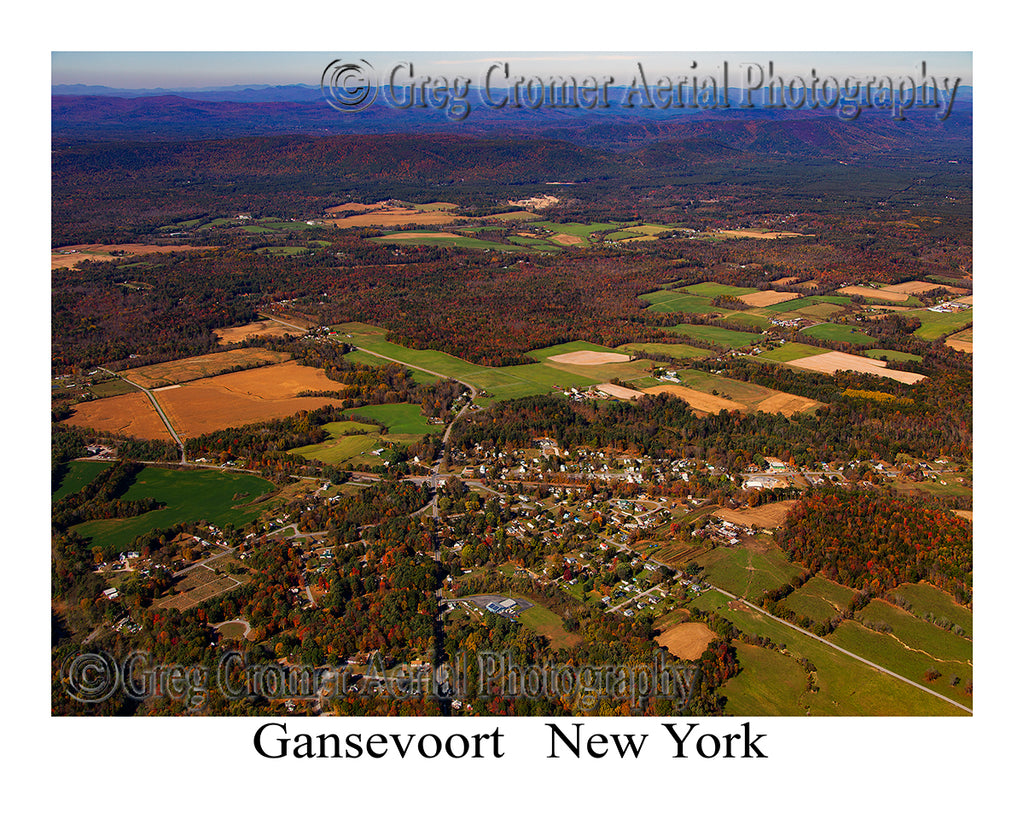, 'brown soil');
739,290,801,307
655,622,717,660
714,500,797,529
548,351,632,365
214,319,299,345
642,384,745,413
66,392,173,441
